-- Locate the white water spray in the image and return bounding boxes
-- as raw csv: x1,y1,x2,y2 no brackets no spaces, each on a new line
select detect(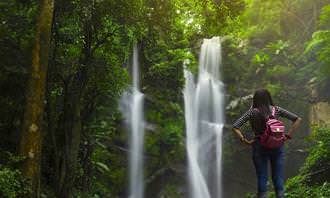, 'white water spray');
120,45,145,198
184,37,225,198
